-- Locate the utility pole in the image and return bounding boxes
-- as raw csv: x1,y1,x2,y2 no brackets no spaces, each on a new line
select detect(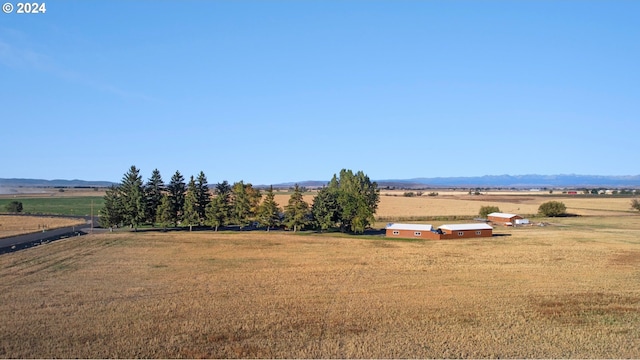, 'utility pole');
90,199,94,234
